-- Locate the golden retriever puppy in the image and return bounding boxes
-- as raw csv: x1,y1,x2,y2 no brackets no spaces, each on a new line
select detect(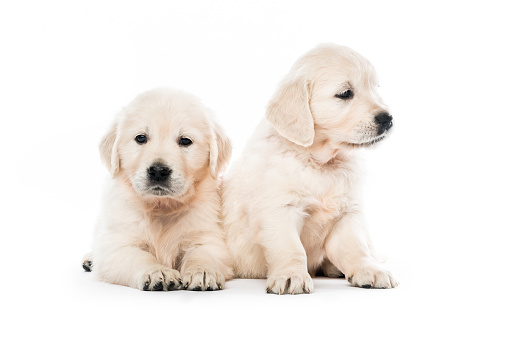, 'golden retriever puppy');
222,44,398,294
83,88,233,291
